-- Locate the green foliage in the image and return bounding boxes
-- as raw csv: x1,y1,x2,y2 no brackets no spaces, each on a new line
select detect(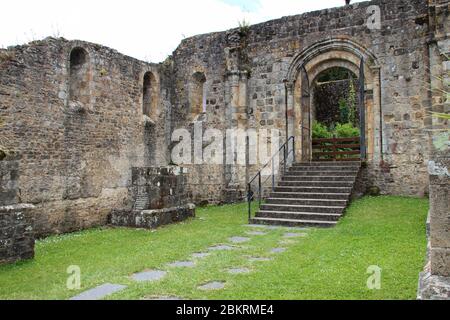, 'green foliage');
337,81,357,125
316,67,355,83
312,121,332,139
313,121,360,138
238,19,250,37
348,80,357,124
339,98,349,124
334,123,360,138
431,112,450,120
